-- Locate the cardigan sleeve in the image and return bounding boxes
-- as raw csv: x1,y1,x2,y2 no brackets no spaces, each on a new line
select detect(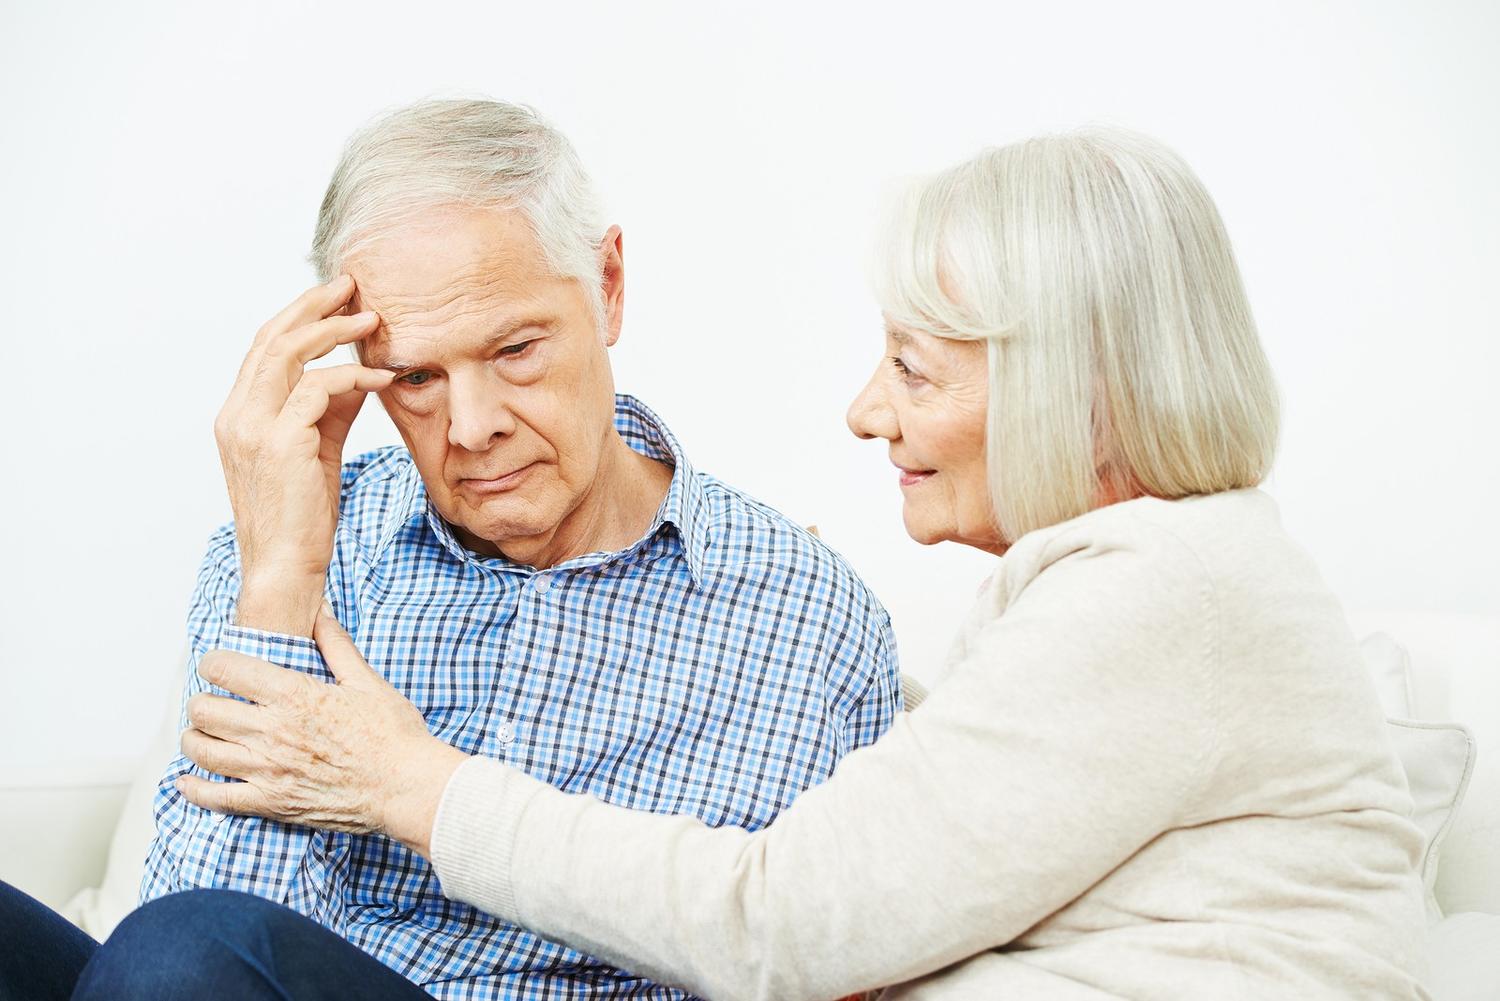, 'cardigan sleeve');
430,523,1220,1001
